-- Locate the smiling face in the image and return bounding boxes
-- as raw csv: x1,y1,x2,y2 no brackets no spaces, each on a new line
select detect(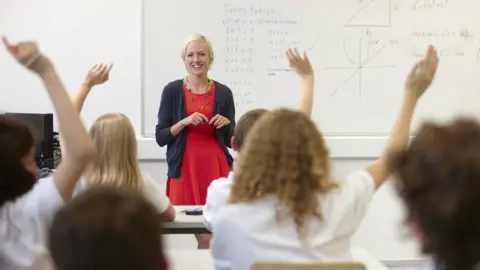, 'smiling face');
183,38,213,77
